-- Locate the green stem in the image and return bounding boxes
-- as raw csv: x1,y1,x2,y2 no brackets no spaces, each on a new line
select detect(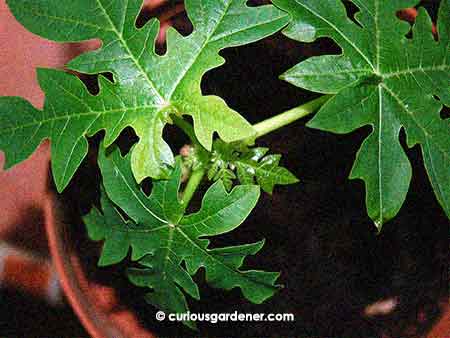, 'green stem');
252,95,331,139
175,95,331,209
180,167,205,208
171,115,200,147
173,115,209,208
